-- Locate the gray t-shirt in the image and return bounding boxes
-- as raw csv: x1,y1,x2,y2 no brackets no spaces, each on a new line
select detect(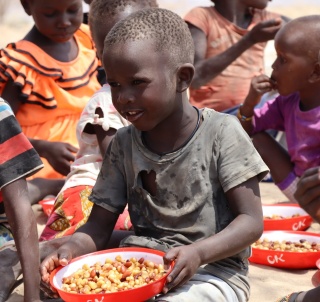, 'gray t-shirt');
90,108,268,295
